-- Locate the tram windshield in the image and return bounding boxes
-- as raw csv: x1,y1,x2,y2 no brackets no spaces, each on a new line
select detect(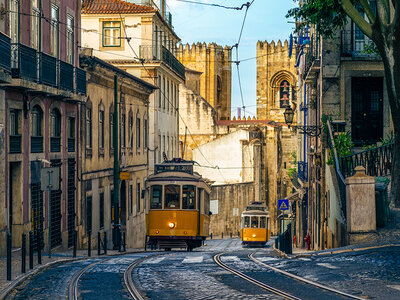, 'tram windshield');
260,216,266,228
183,185,196,209
165,185,180,209
251,216,258,228
151,185,162,209
243,216,250,228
